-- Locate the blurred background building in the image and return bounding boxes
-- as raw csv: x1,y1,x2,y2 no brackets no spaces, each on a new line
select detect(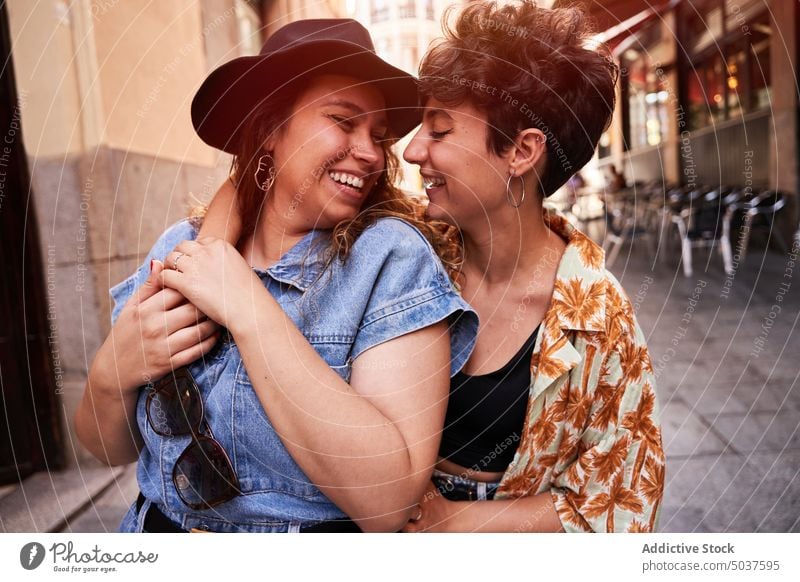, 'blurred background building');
0,0,797,532
571,0,798,247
